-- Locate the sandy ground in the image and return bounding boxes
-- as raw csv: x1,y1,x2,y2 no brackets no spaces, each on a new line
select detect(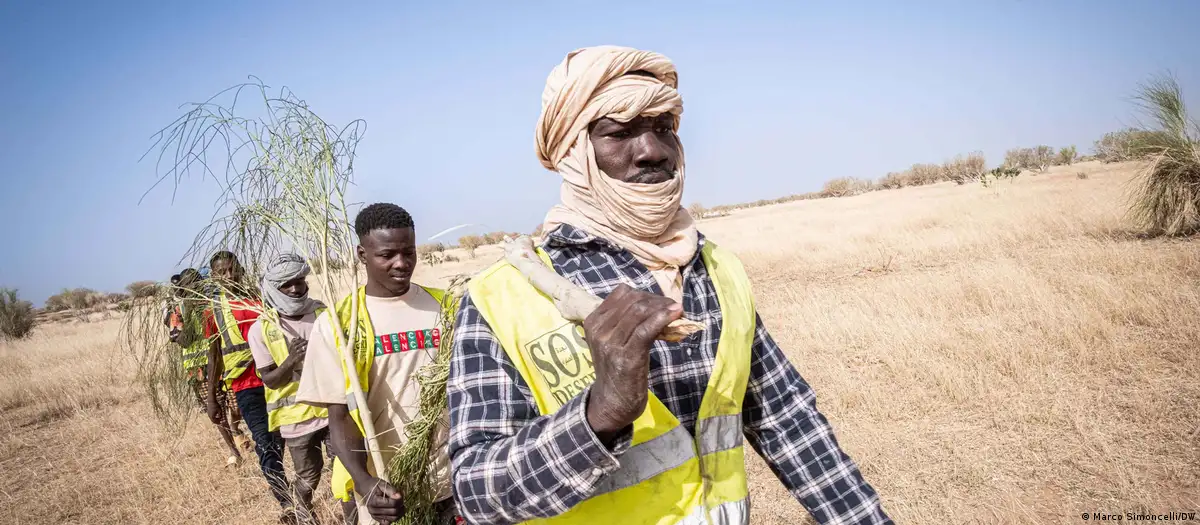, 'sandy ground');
2,161,1197,524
